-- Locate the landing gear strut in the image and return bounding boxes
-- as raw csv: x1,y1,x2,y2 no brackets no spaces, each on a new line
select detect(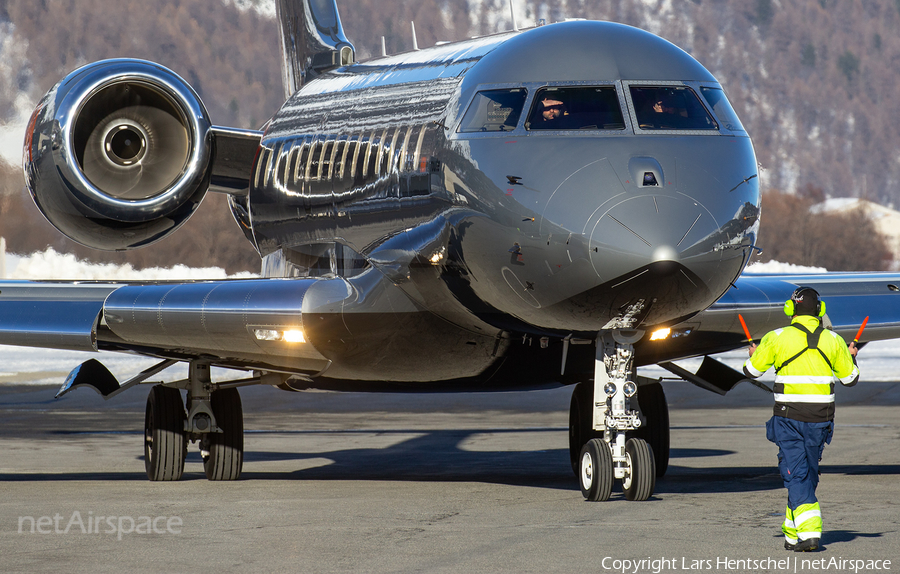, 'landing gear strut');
569,330,660,501
142,361,244,481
